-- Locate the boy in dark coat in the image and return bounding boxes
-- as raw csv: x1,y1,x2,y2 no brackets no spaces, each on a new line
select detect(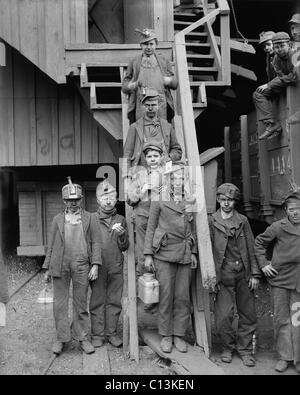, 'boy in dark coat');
253,32,298,140
209,183,261,367
89,180,129,348
43,177,101,355
255,191,300,374
122,28,177,124
144,162,197,354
